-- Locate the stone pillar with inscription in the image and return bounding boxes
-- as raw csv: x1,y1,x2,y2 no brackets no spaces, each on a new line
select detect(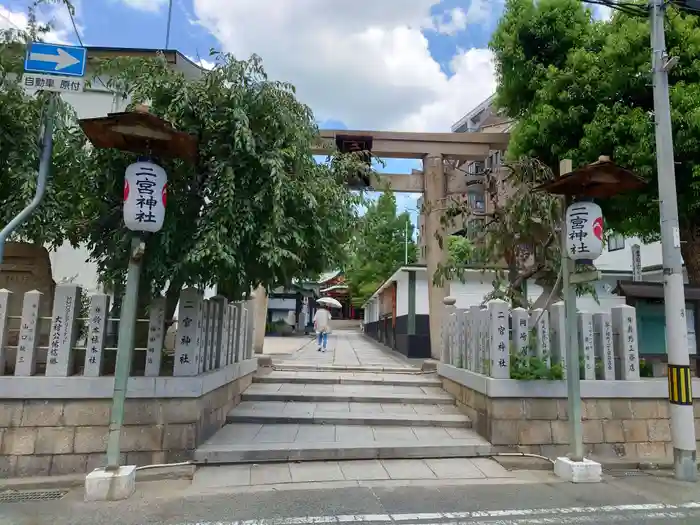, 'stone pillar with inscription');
479,307,489,375
144,297,165,377
211,296,227,369
549,301,567,370
578,311,595,380
611,304,640,380
0,289,11,374
530,308,551,367
467,305,480,372
196,297,206,373
174,288,203,376
593,311,615,381
14,290,42,376
487,299,510,379
200,300,212,372
246,299,255,360
83,293,110,377
232,302,241,363
511,307,529,357
219,301,231,367
455,308,466,368
45,284,82,377
441,297,456,363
